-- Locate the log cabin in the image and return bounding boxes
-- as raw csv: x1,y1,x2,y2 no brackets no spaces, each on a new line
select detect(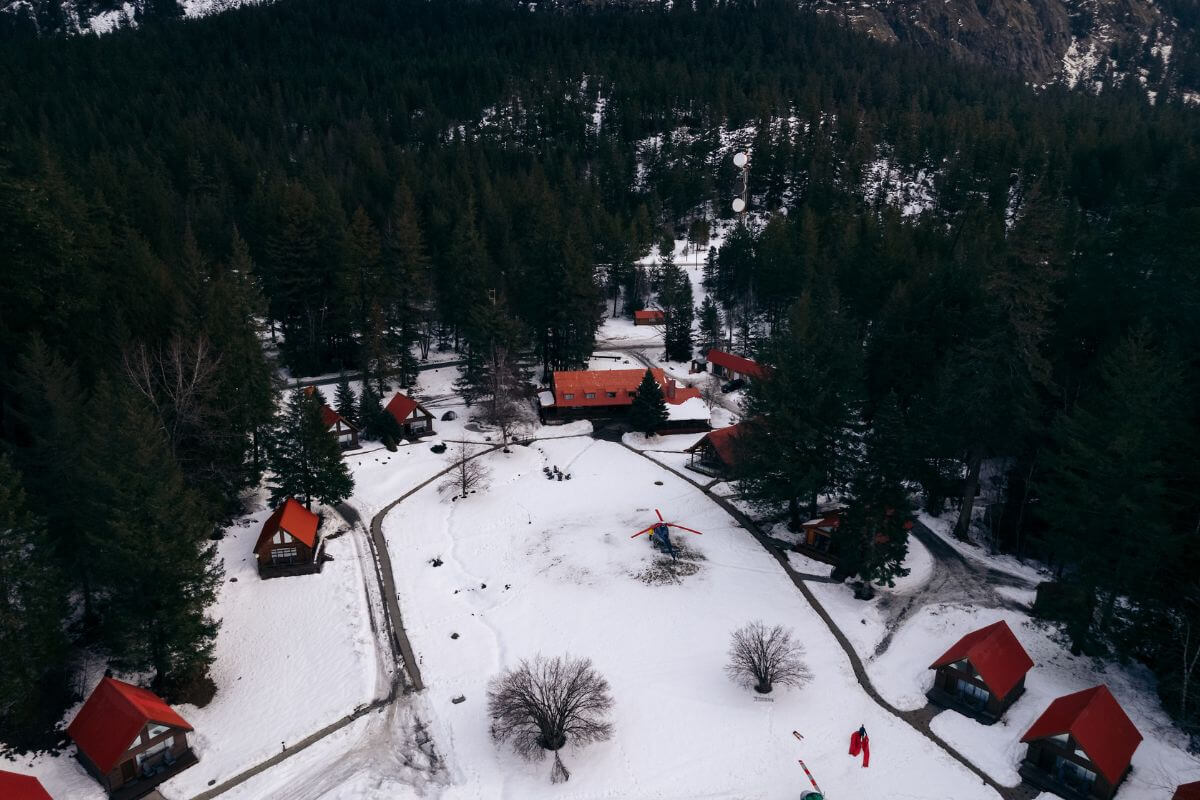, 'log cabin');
67,677,197,797
928,620,1034,722
1019,685,1142,800
304,387,360,449
0,771,53,800
385,392,436,439
685,422,746,477
254,498,323,578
